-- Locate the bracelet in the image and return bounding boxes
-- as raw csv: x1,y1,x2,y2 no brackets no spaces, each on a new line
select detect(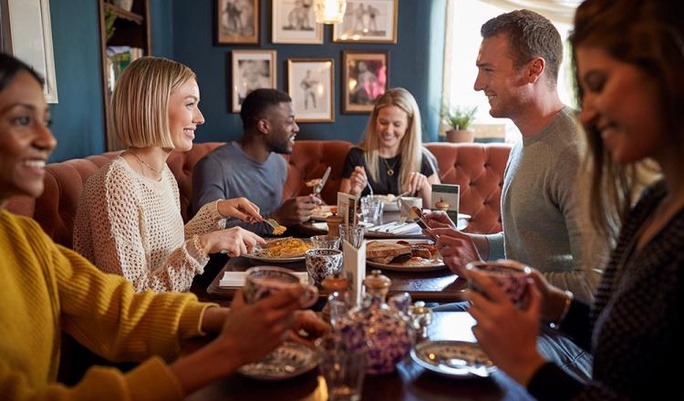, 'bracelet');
549,290,573,329
192,234,208,259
